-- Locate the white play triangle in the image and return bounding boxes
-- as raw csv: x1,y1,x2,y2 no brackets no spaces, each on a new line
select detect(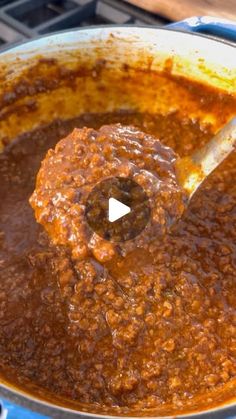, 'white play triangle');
108,197,131,223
